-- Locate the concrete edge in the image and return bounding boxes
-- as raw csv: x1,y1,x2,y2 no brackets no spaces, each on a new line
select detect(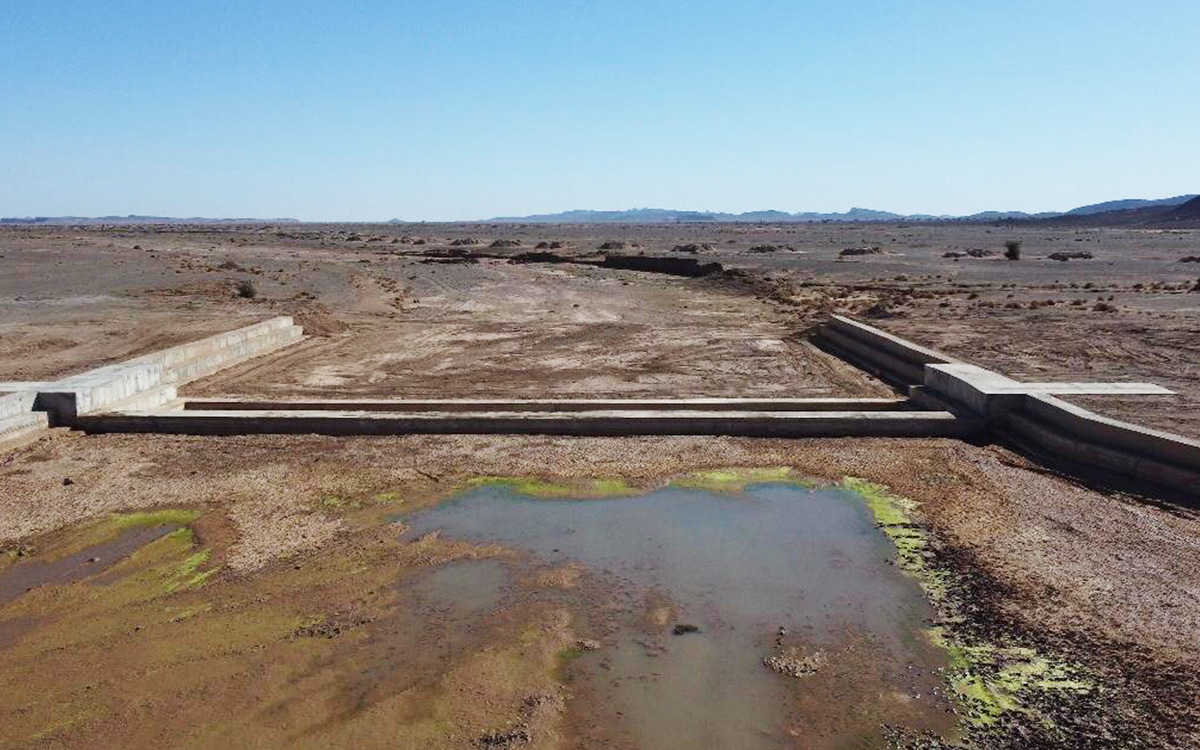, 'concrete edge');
76,409,975,439
180,397,913,413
